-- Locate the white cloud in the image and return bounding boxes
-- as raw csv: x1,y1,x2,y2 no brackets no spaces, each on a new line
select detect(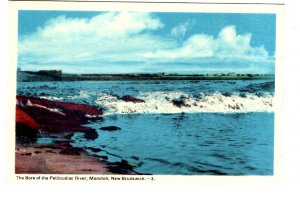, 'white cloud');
19,12,170,64
144,25,269,61
170,19,196,39
171,23,187,38
18,13,274,74
38,12,163,38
